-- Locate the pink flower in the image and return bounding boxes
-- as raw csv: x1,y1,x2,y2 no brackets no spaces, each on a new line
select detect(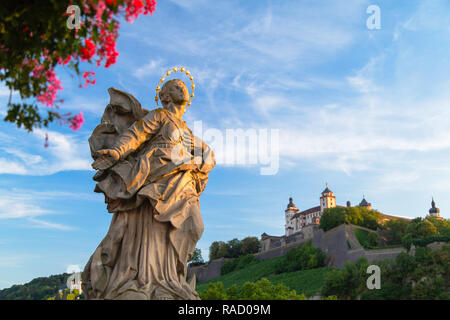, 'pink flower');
96,0,107,22
82,71,96,86
36,69,63,107
69,112,85,131
80,39,96,60
63,55,71,65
